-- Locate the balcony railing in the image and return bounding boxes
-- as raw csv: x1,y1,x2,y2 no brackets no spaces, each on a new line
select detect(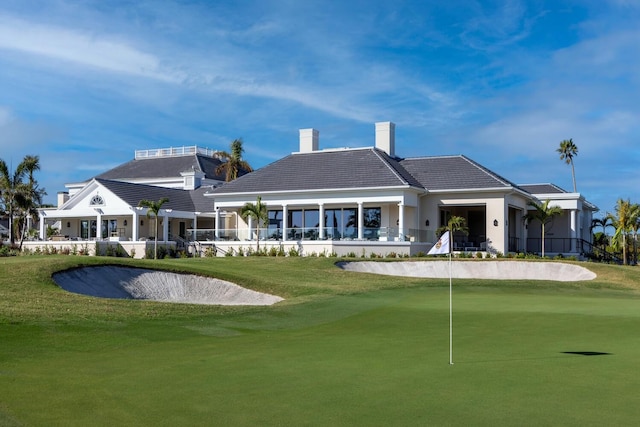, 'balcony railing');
187,227,437,243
